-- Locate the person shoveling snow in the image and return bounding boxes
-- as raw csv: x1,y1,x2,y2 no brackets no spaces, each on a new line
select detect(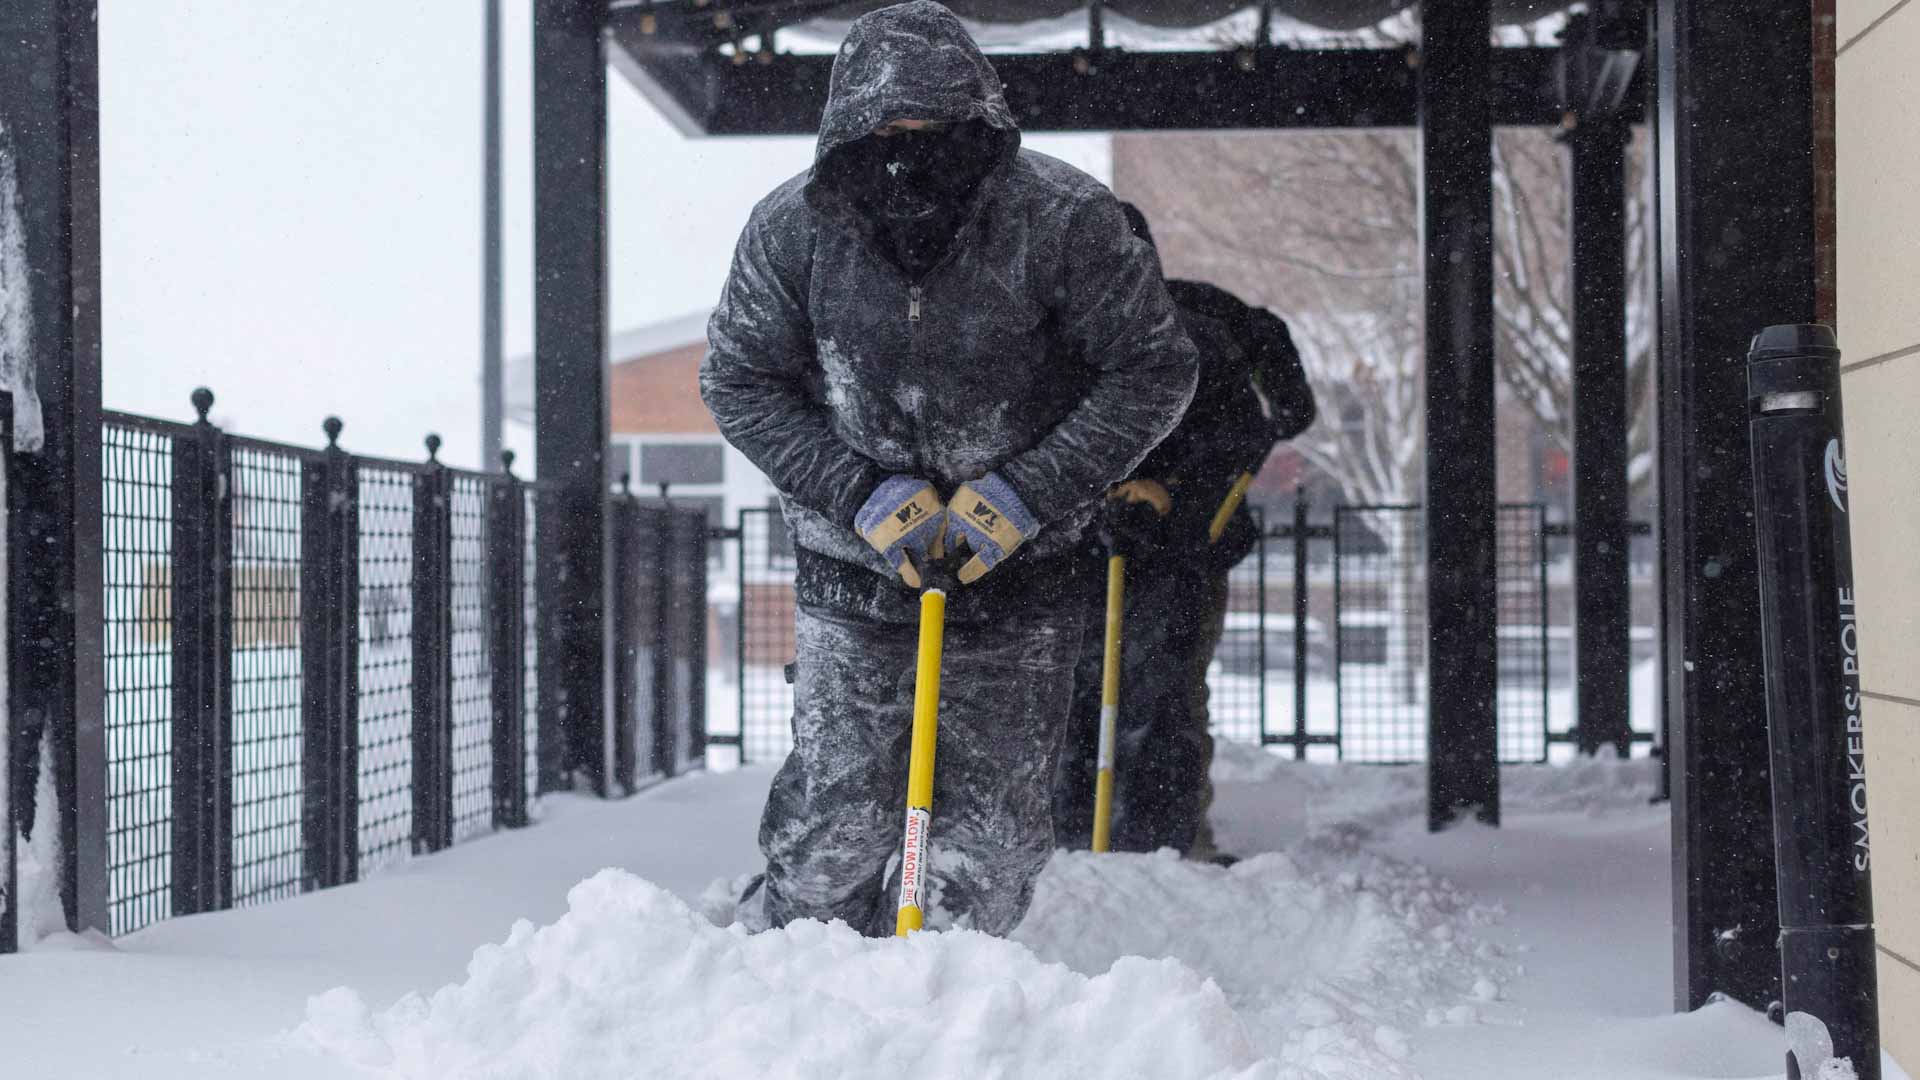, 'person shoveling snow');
700,0,1196,937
